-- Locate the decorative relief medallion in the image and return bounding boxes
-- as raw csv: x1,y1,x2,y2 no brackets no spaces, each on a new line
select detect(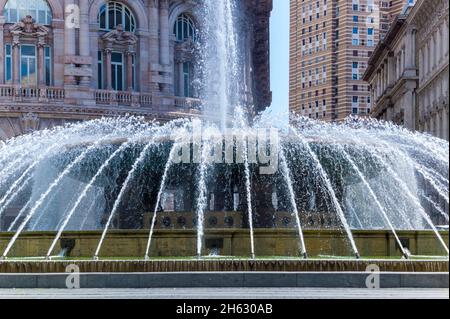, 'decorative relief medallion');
20,113,40,134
